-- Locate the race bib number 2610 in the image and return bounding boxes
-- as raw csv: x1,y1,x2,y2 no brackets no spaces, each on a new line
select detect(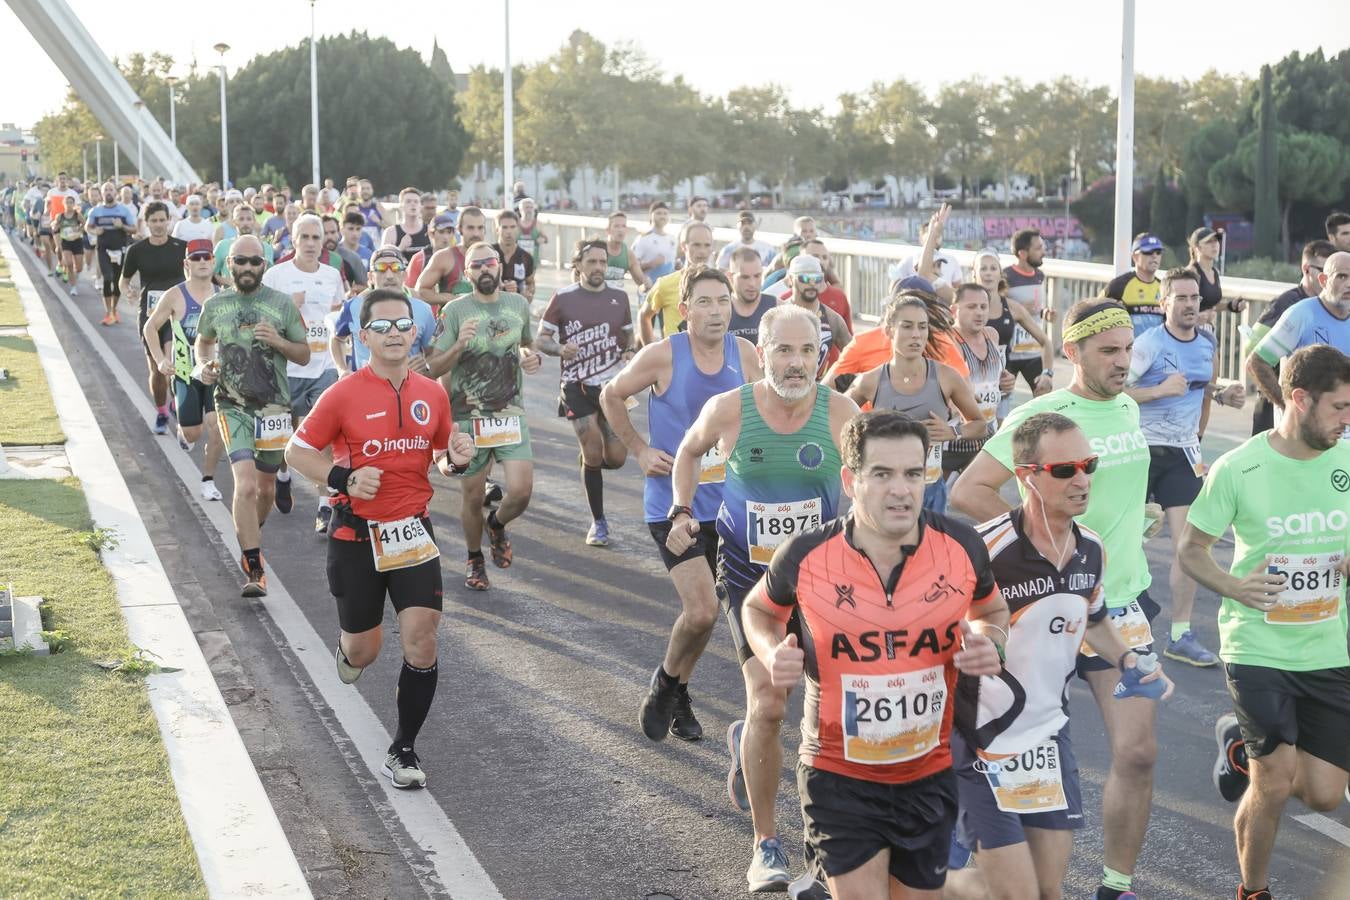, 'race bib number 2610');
842,666,946,765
